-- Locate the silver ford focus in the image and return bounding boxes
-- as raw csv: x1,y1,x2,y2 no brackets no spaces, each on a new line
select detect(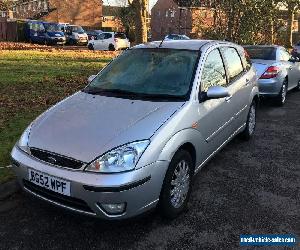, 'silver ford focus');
11,40,259,219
